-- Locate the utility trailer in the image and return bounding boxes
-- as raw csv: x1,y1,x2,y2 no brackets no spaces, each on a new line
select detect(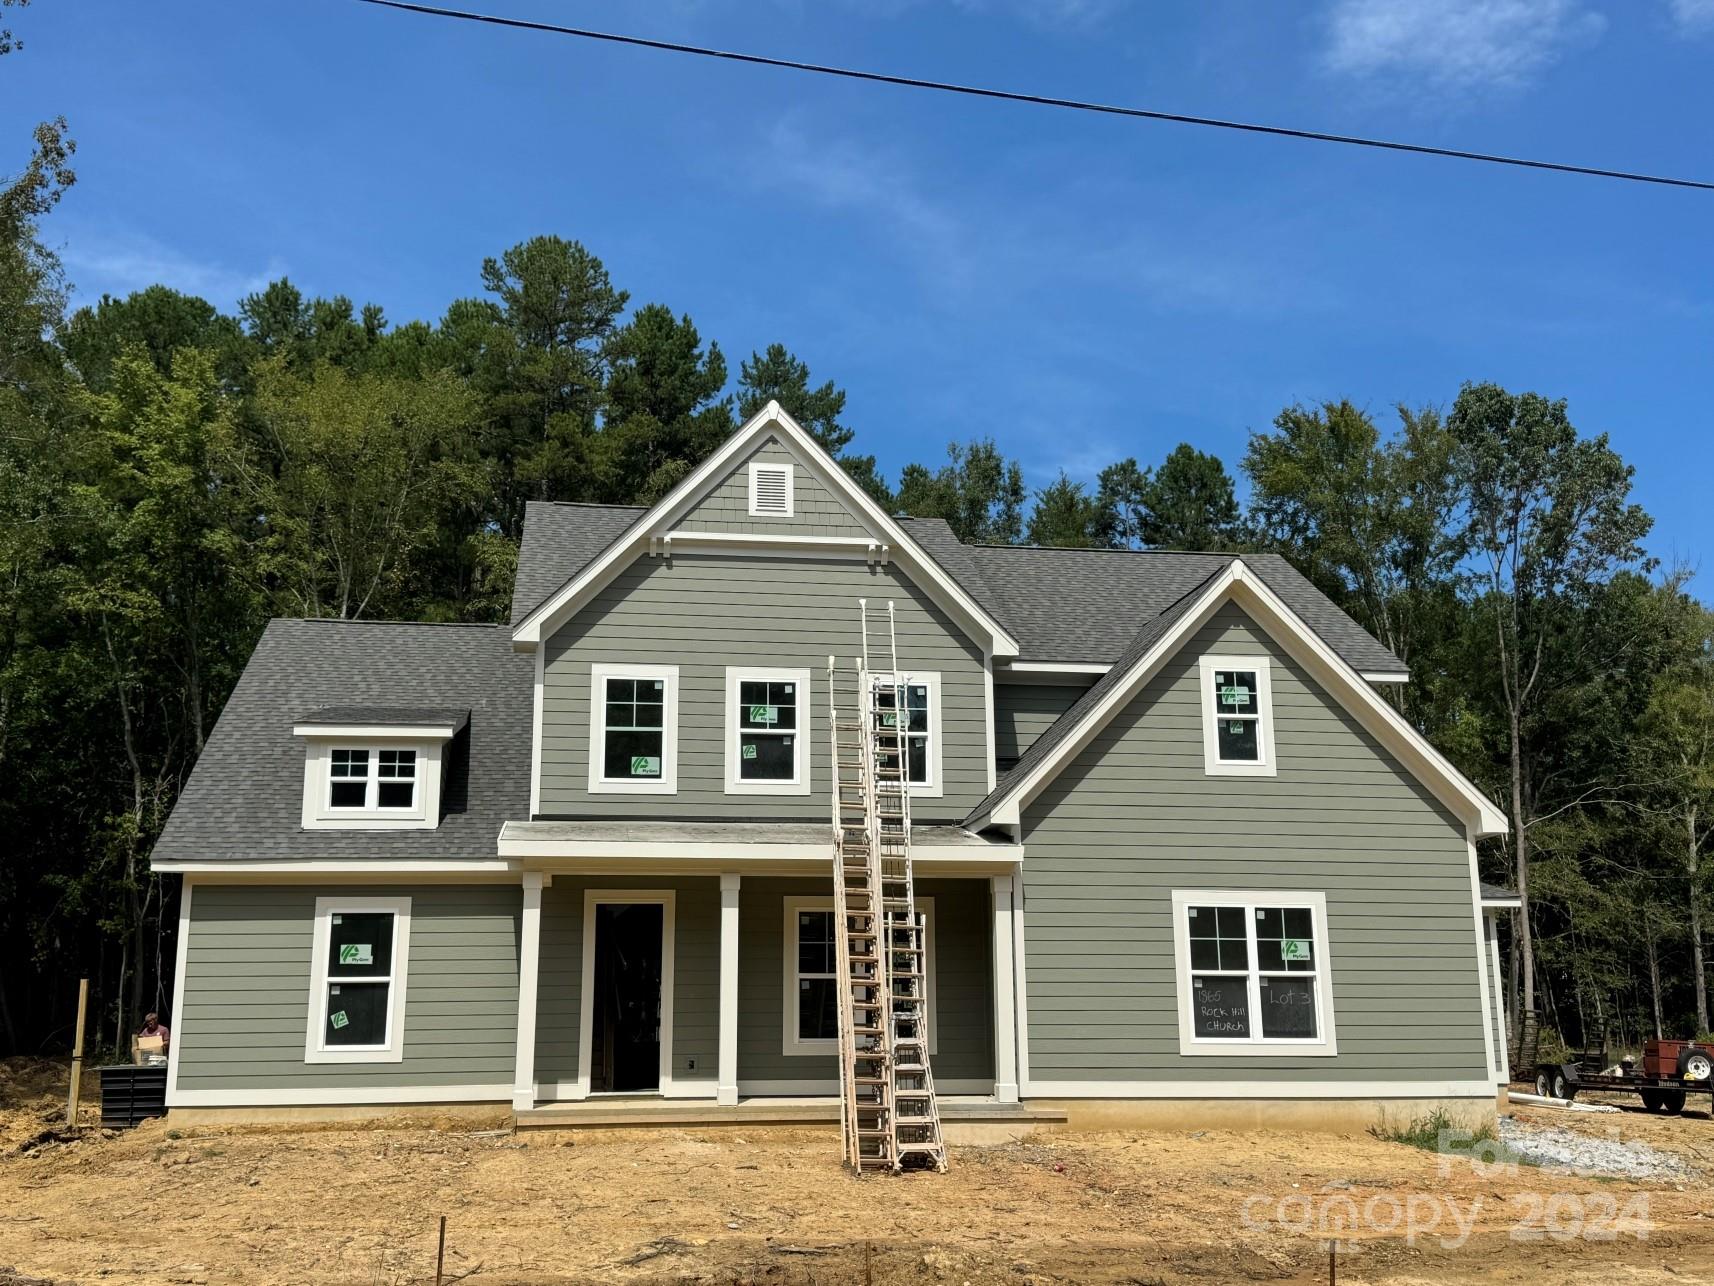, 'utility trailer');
1528,1038,1713,1115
